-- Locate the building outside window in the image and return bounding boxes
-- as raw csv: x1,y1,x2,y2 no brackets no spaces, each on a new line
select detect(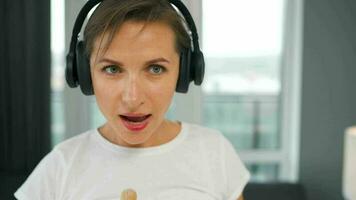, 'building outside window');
202,0,284,182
